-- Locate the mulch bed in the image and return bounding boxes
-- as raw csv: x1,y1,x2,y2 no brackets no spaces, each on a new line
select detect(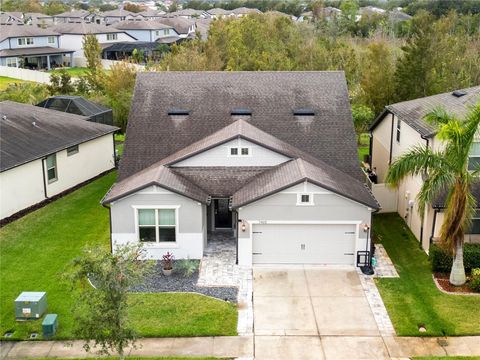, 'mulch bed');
130,260,238,303
434,272,477,294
